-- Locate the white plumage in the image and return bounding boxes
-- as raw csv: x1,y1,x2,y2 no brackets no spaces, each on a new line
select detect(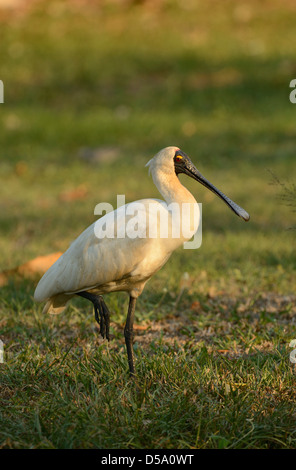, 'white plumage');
34,146,249,374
